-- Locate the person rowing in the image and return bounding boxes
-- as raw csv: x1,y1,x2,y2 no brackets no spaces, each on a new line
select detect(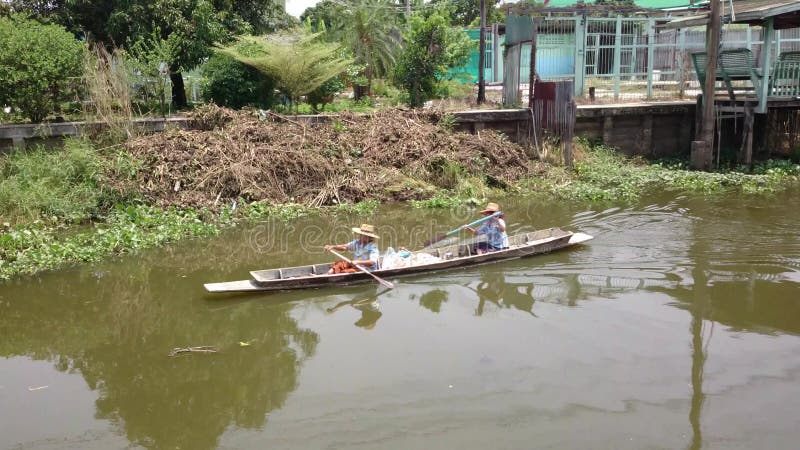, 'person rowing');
462,202,509,254
323,223,381,274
